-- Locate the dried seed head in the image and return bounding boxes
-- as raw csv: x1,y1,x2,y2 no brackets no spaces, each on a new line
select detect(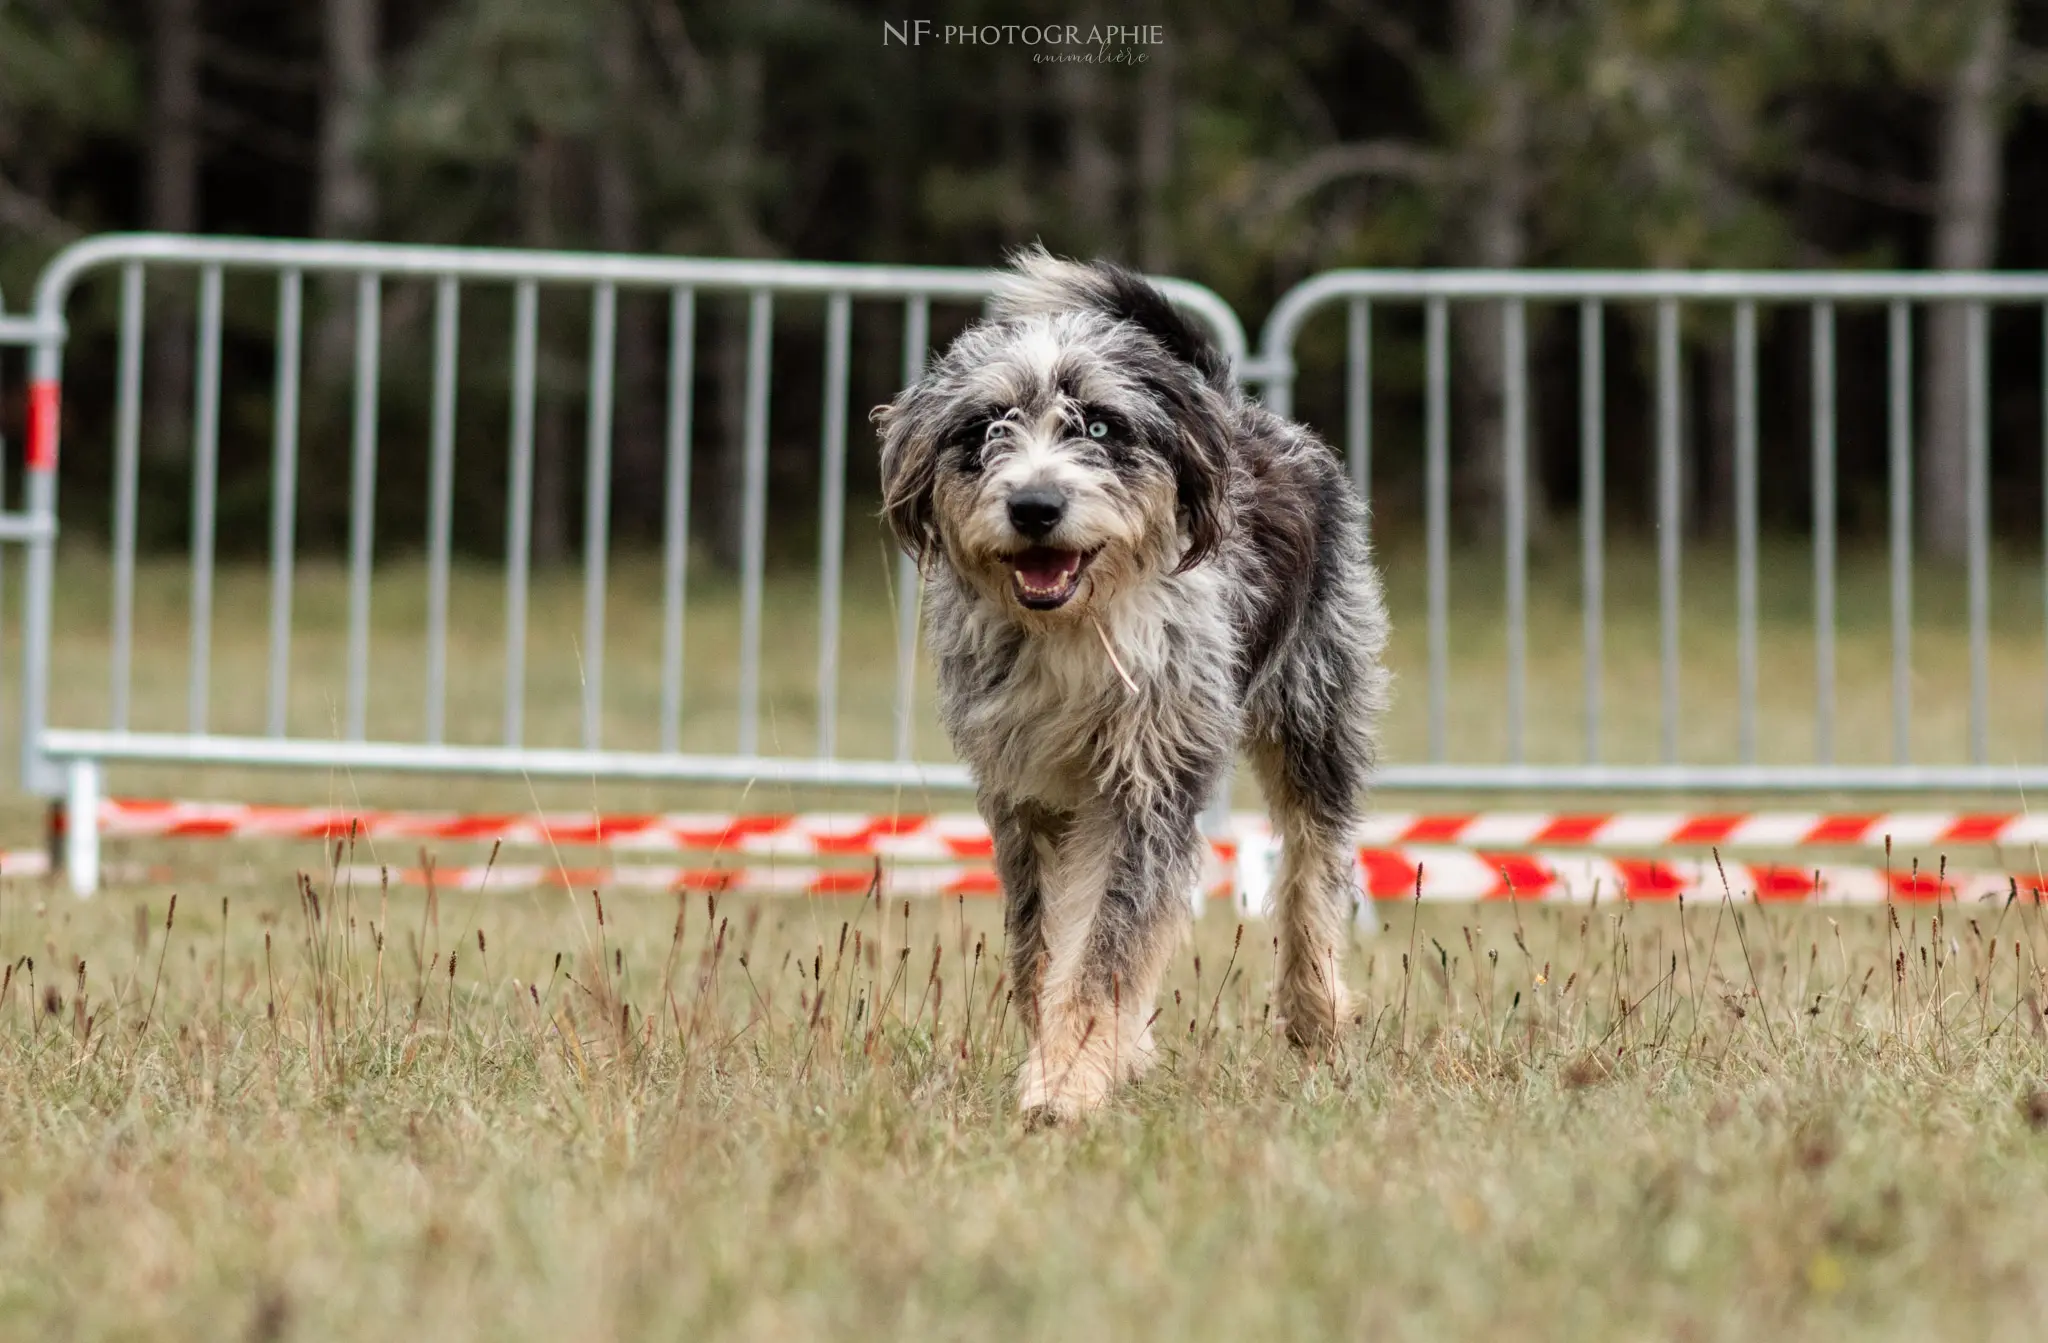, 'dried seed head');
1561,1054,1607,1090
